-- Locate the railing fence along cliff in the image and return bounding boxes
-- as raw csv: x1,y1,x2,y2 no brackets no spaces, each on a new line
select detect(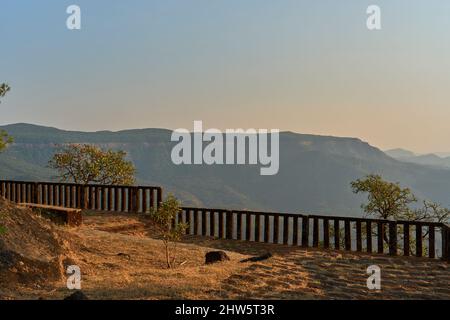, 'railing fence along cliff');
177,208,450,262
0,180,162,213
1,180,449,262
